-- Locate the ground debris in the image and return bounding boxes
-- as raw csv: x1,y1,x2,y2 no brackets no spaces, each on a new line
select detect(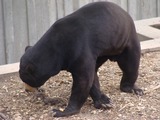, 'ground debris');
0,51,160,120
0,112,10,120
